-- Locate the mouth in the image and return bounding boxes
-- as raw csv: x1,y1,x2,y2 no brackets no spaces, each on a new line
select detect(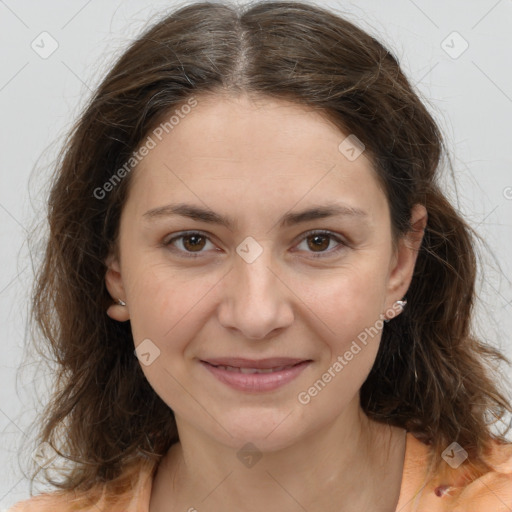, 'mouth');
199,357,312,392
201,357,310,369
209,365,299,374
